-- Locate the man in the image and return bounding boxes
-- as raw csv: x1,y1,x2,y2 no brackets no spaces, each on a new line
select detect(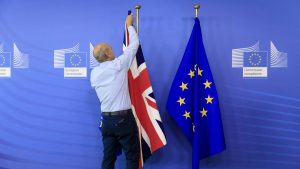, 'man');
90,13,140,169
